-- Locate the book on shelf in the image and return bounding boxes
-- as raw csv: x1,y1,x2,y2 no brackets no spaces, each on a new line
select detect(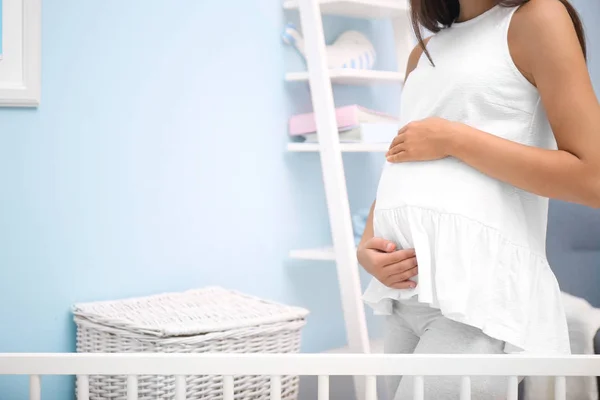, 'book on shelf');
289,104,399,137
302,122,399,144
